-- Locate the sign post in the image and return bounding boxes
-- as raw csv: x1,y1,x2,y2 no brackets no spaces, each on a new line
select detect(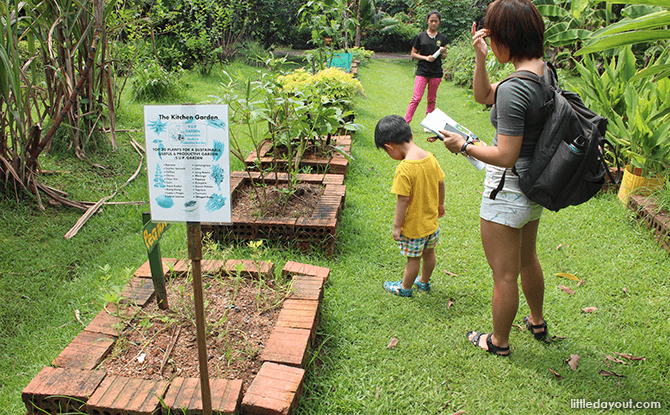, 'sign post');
187,222,211,415
144,104,231,415
141,212,170,309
